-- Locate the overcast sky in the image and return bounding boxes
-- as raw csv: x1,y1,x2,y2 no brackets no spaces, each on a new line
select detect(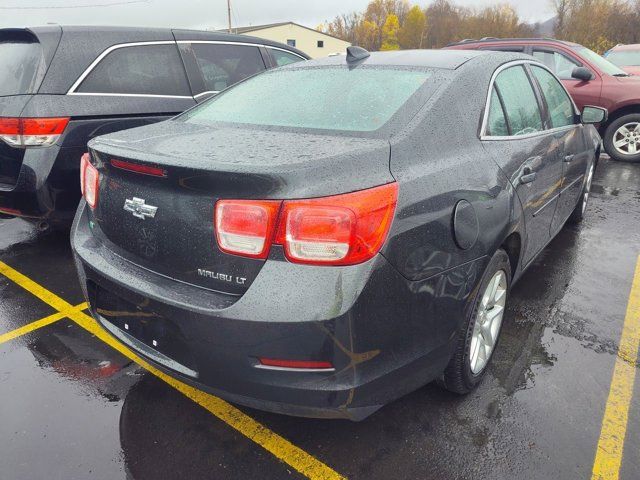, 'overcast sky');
0,0,555,31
